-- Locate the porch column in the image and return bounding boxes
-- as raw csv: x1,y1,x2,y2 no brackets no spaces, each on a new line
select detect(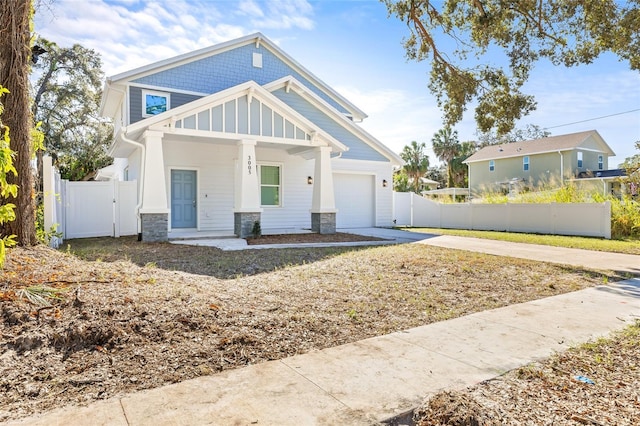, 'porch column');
234,139,262,238
139,130,169,242
310,146,337,234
